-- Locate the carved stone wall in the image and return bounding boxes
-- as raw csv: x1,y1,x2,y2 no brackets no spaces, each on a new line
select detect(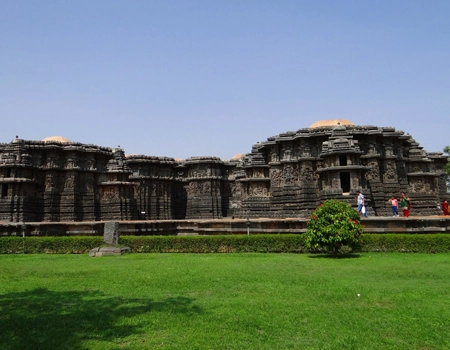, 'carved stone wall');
184,157,223,219
0,123,448,222
127,156,176,219
0,139,120,222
